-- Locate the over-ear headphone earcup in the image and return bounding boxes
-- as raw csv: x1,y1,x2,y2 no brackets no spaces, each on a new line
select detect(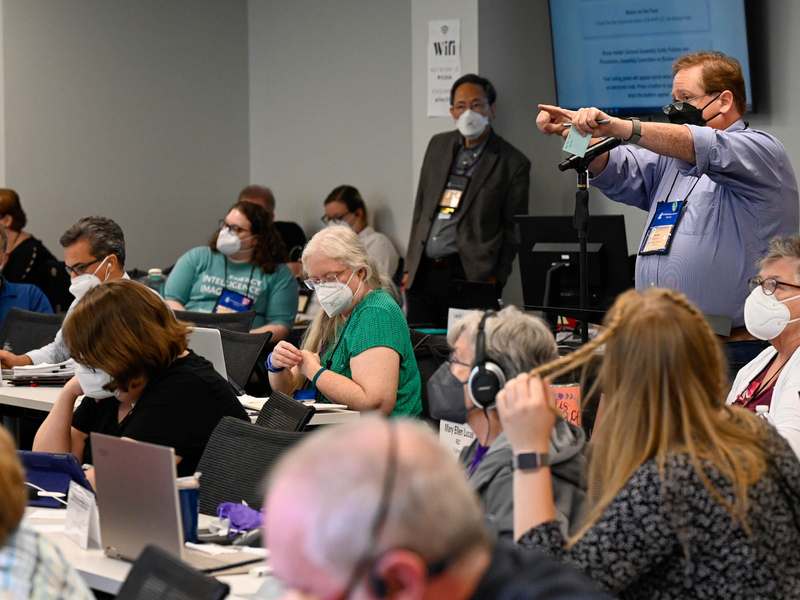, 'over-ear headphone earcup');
468,361,506,409
370,569,388,598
